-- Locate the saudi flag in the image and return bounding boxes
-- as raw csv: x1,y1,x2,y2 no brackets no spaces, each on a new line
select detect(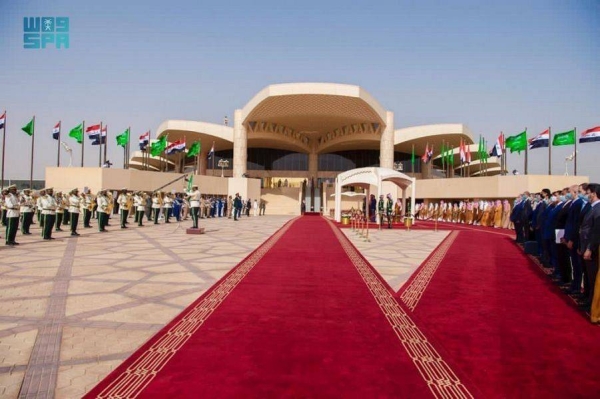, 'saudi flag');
22,118,34,136
150,135,167,156
187,174,193,192
187,141,201,158
69,123,83,144
552,129,575,146
116,128,130,147
505,130,527,154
